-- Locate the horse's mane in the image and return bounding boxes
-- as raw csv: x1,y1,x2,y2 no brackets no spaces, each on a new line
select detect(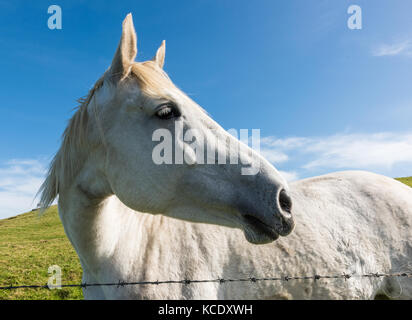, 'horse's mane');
38,61,179,210
37,77,104,210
